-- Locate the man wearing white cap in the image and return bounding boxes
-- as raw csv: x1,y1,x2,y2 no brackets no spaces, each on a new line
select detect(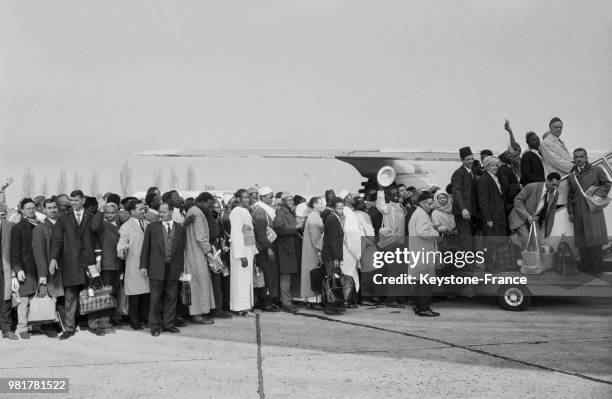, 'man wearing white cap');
252,187,281,312
273,191,304,313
